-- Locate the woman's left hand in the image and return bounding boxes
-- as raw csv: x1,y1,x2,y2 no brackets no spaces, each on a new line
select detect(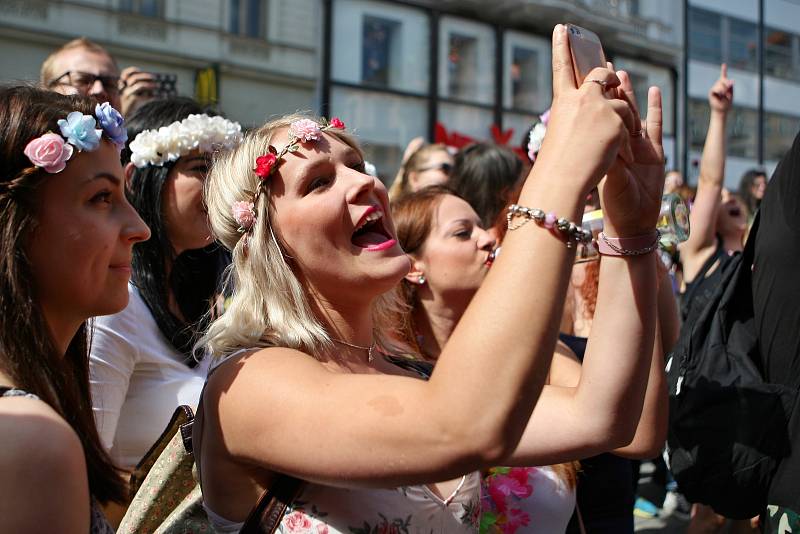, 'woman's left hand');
599,70,666,238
